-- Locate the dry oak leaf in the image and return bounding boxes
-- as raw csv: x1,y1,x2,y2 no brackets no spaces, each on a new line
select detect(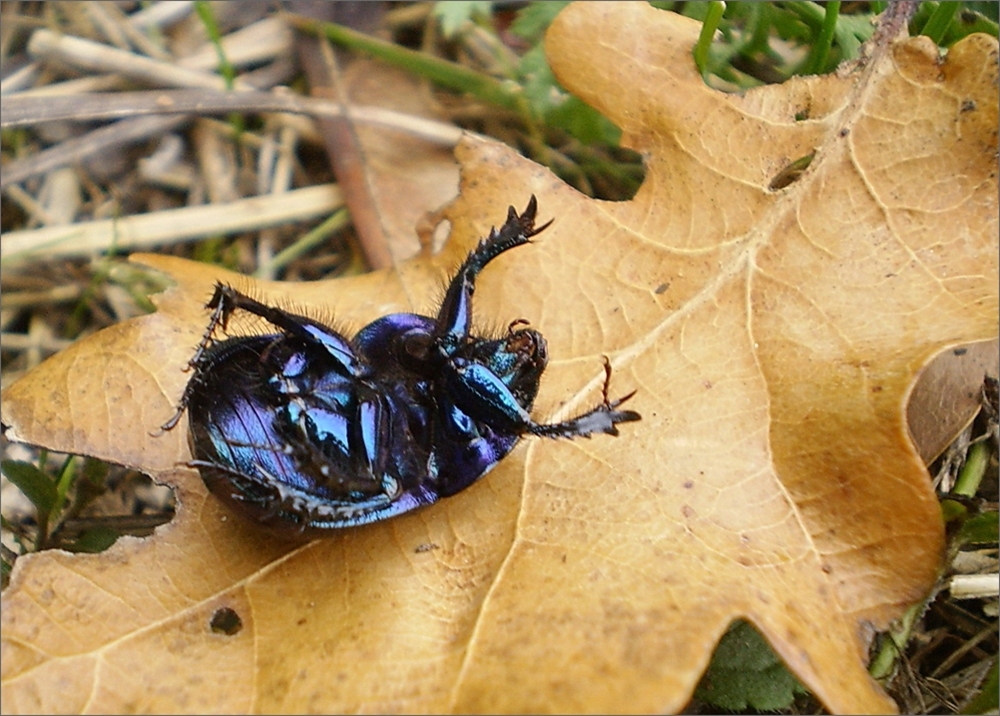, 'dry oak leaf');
2,3,998,714
906,339,999,464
